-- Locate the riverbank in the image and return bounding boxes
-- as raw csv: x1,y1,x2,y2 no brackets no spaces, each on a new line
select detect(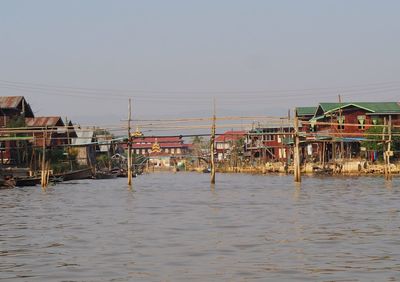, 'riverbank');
186,160,400,176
